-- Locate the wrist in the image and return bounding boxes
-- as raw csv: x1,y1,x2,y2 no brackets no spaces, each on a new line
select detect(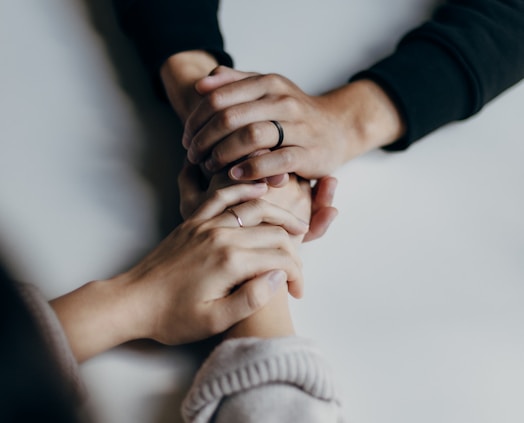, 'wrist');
224,283,295,340
160,50,219,123
50,275,145,362
320,79,406,160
